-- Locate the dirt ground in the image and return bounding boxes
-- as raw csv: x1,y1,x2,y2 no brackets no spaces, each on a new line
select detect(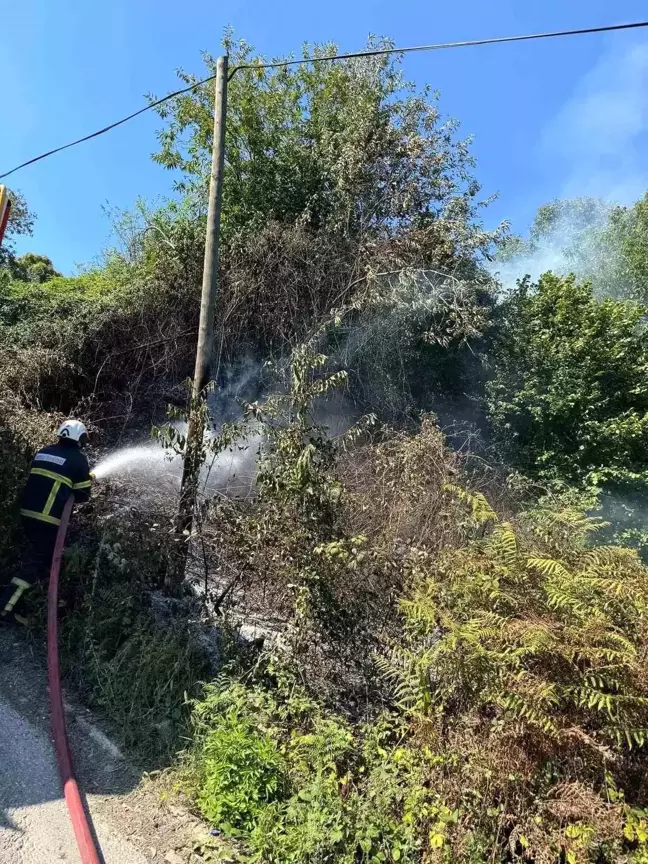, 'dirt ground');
0,625,226,864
